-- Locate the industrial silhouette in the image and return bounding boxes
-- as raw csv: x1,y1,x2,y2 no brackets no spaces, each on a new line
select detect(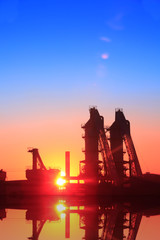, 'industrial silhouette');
1,107,160,196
